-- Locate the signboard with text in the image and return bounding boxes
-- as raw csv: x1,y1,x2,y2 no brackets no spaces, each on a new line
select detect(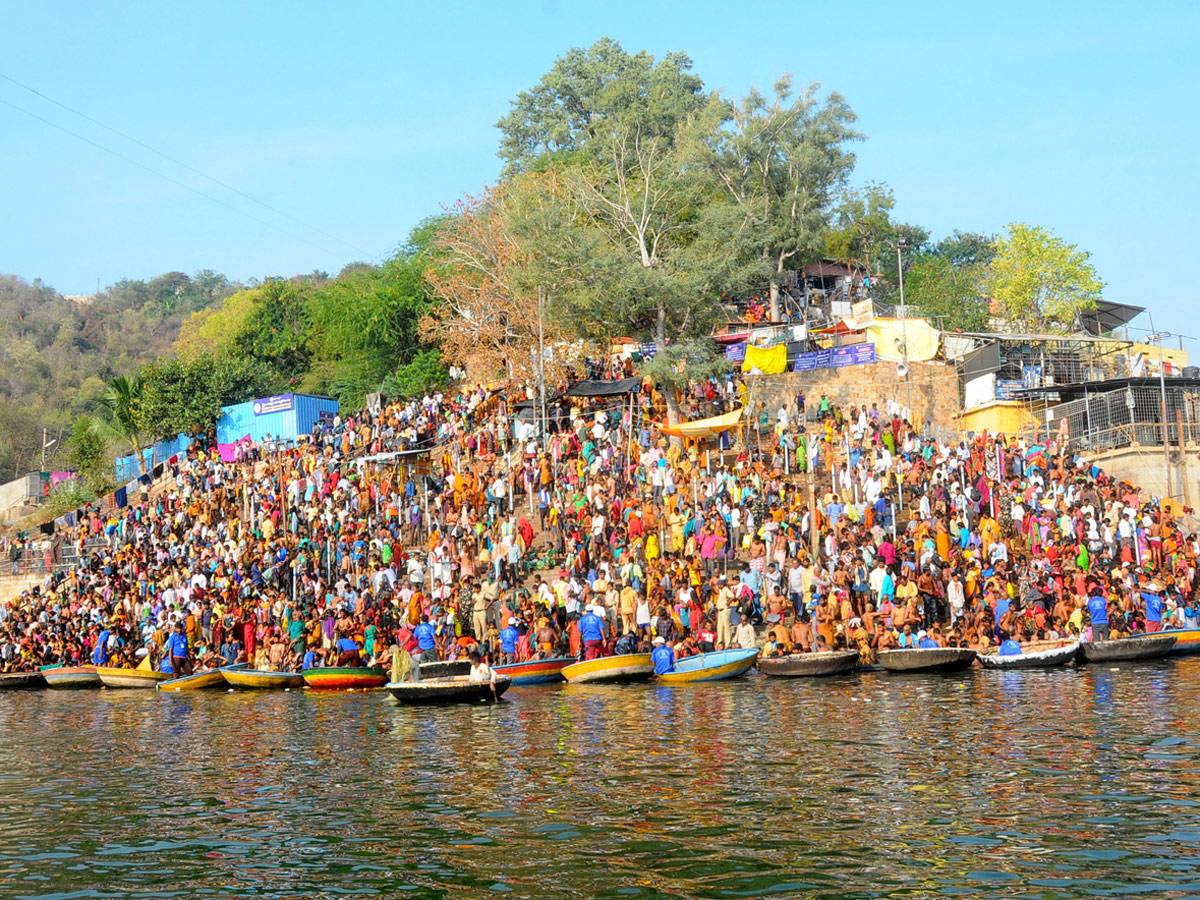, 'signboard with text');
253,393,295,416
793,343,876,372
